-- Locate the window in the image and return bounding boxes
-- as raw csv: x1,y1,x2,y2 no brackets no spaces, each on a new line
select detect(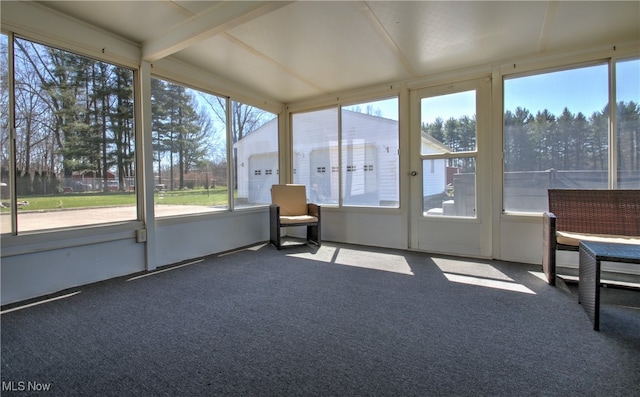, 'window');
616,58,640,188
341,98,399,207
1,33,10,234
2,36,136,233
151,81,278,215
231,101,277,208
503,62,638,213
292,97,400,208
292,107,339,205
421,90,477,217
151,78,228,216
